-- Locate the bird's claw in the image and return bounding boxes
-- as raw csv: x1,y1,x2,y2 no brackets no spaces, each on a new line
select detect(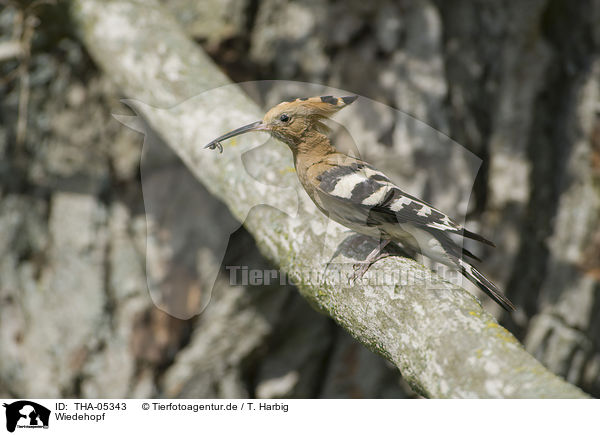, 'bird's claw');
348,251,392,284
349,262,372,284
